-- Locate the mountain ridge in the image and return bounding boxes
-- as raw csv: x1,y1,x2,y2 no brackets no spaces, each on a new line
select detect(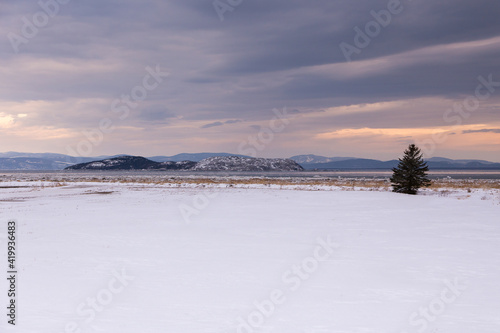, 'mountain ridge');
65,156,196,171
192,156,303,171
64,156,303,172
0,152,499,170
